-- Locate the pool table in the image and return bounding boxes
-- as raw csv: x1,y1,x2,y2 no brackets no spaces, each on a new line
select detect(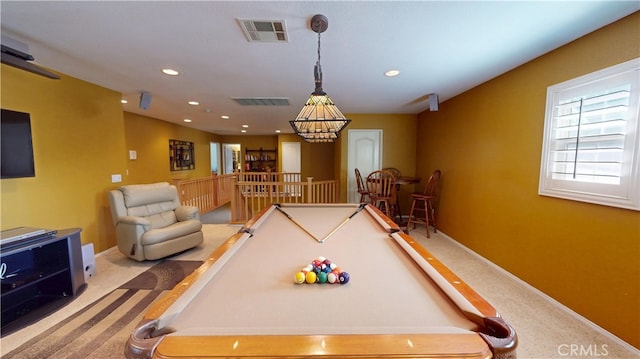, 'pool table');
126,203,517,358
